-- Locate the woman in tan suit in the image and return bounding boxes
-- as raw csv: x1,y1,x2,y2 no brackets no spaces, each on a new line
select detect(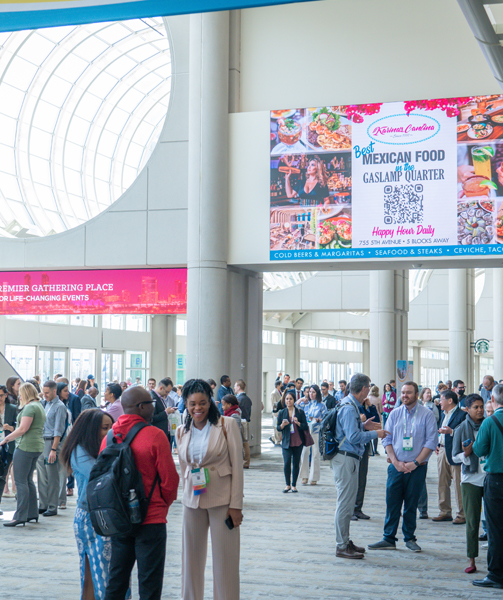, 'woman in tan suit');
177,379,244,600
